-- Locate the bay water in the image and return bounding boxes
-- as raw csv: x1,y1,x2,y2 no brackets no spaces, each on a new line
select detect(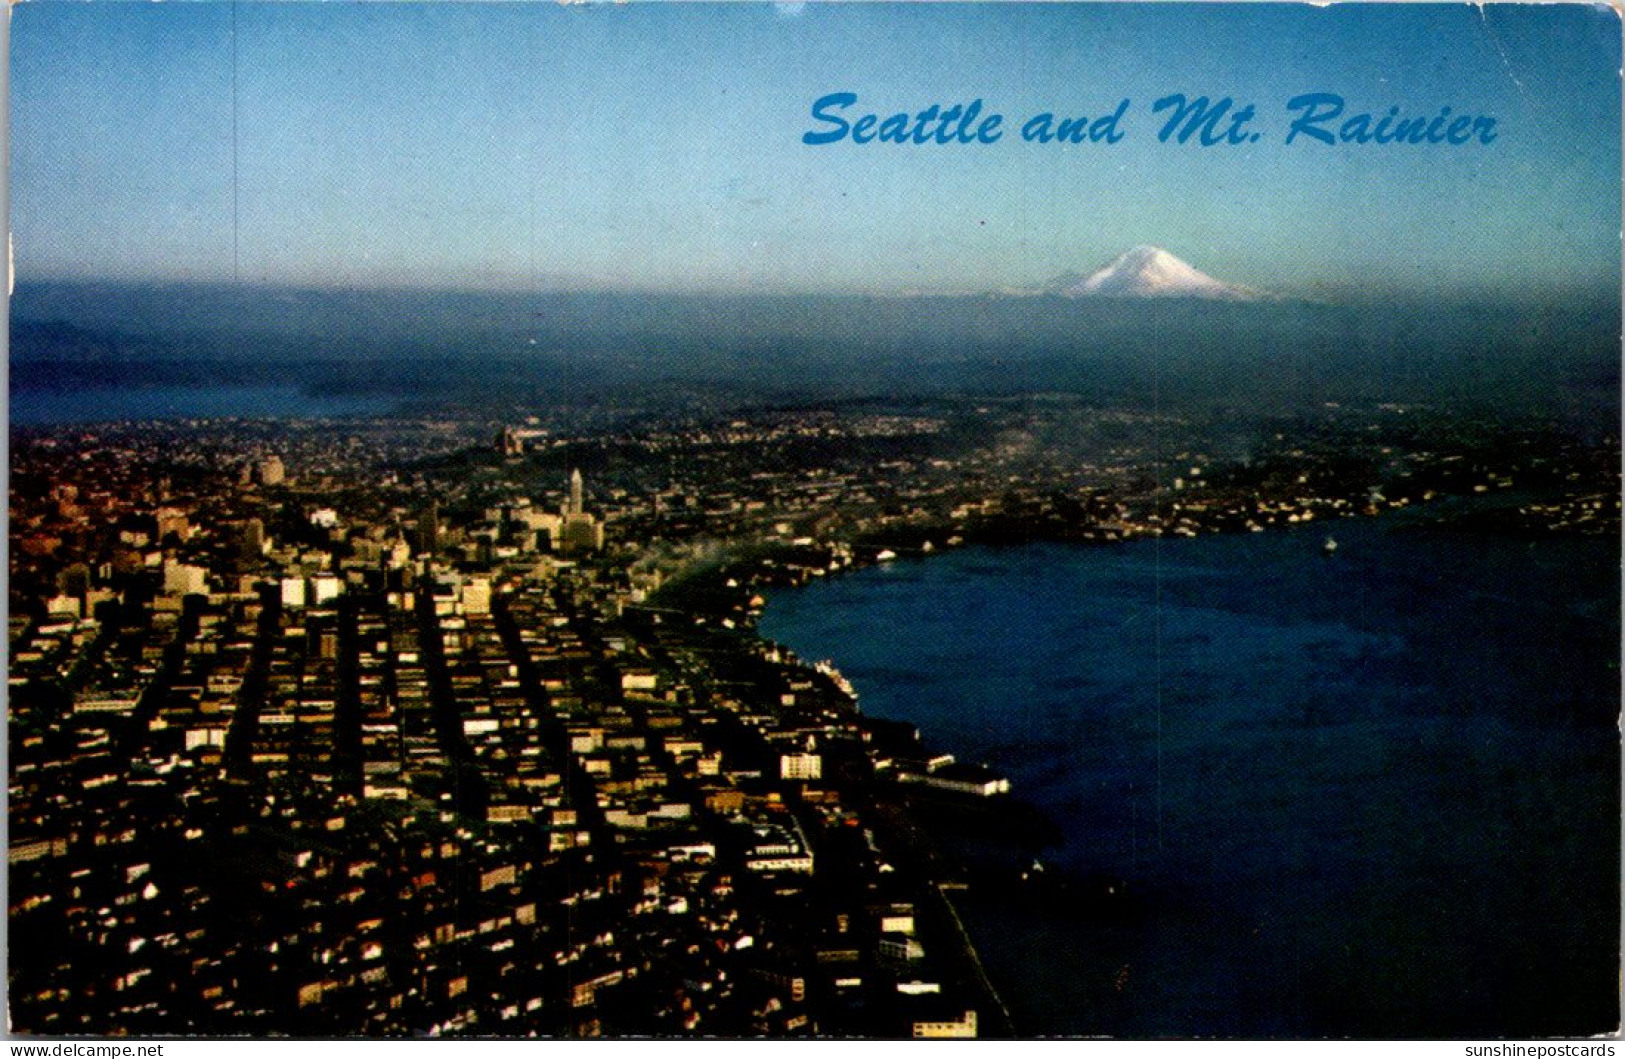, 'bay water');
9,385,393,427
760,518,1620,1037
